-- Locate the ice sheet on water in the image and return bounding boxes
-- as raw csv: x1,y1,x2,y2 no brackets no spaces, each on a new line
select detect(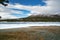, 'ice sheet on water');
0,22,60,29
